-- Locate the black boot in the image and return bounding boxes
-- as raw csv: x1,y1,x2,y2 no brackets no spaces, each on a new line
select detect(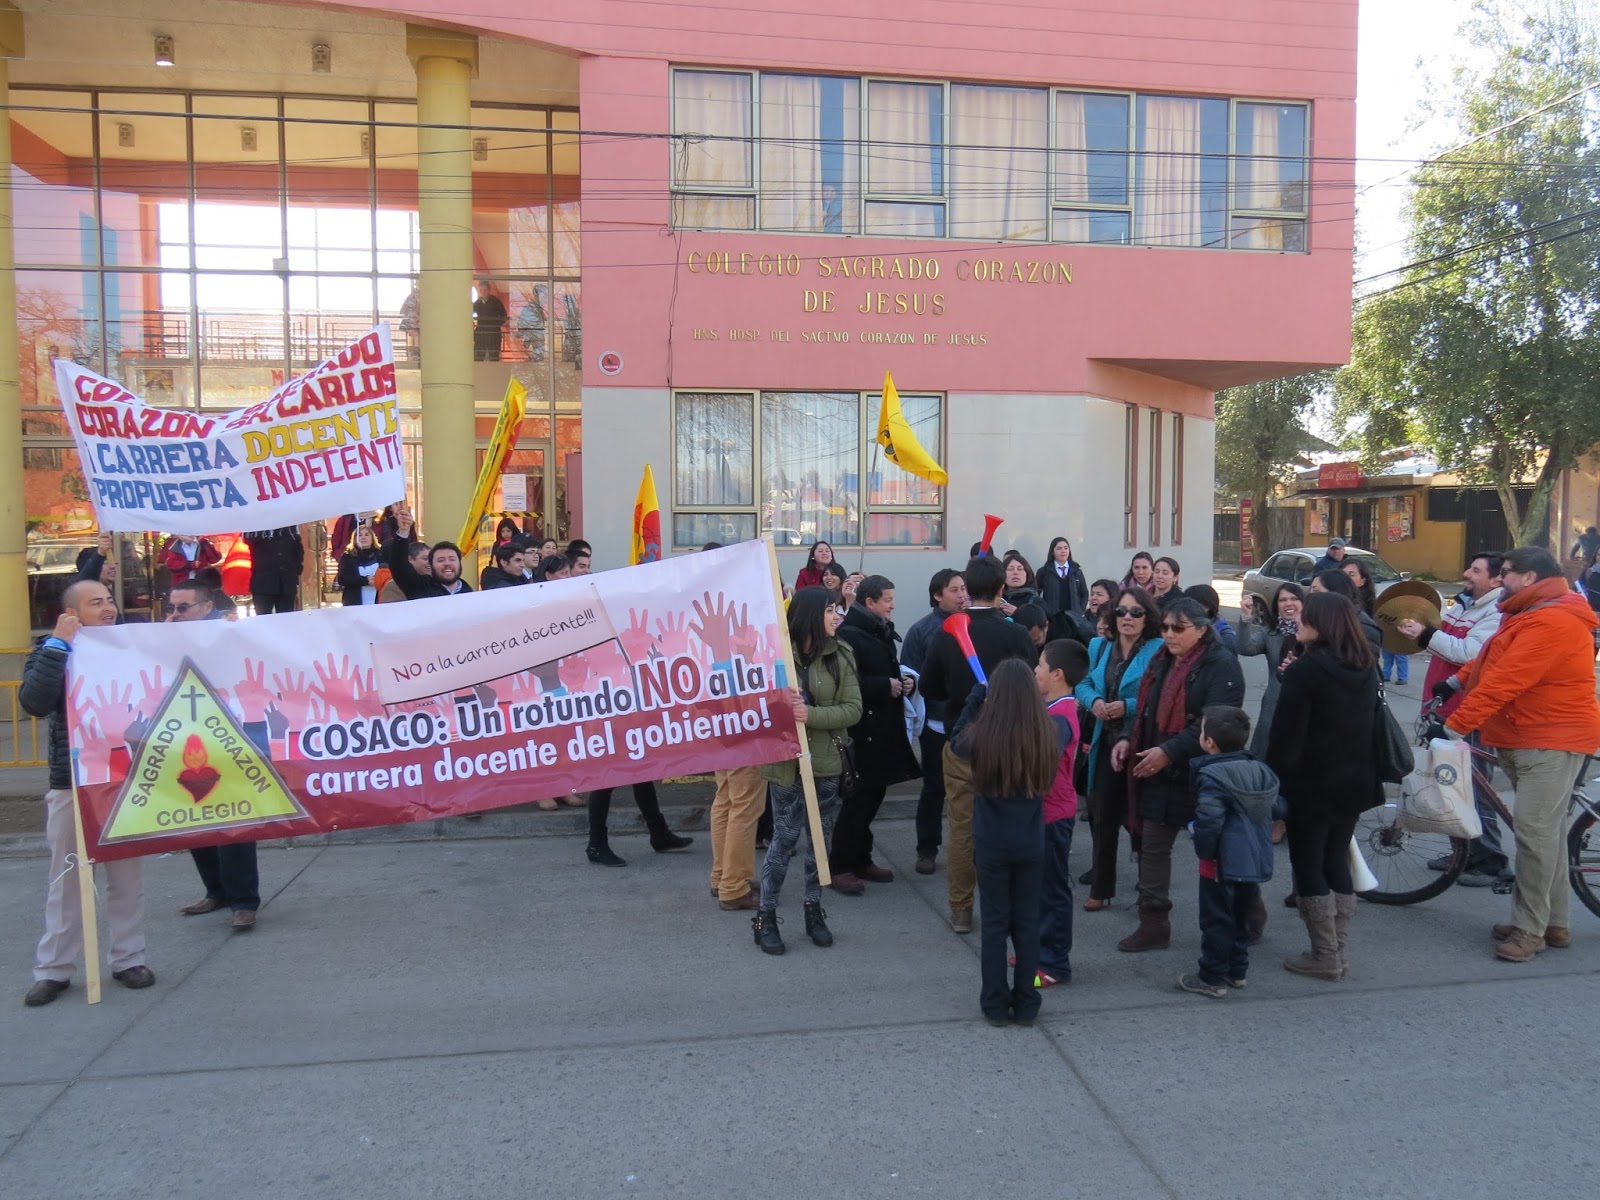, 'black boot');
753,908,784,955
803,902,833,948
649,823,694,852
586,842,626,867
